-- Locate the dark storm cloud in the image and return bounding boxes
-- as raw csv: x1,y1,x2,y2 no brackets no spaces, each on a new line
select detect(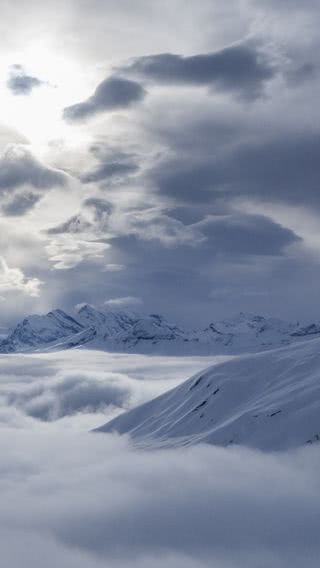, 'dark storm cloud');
118,42,277,99
63,76,146,122
7,64,44,96
0,145,67,191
